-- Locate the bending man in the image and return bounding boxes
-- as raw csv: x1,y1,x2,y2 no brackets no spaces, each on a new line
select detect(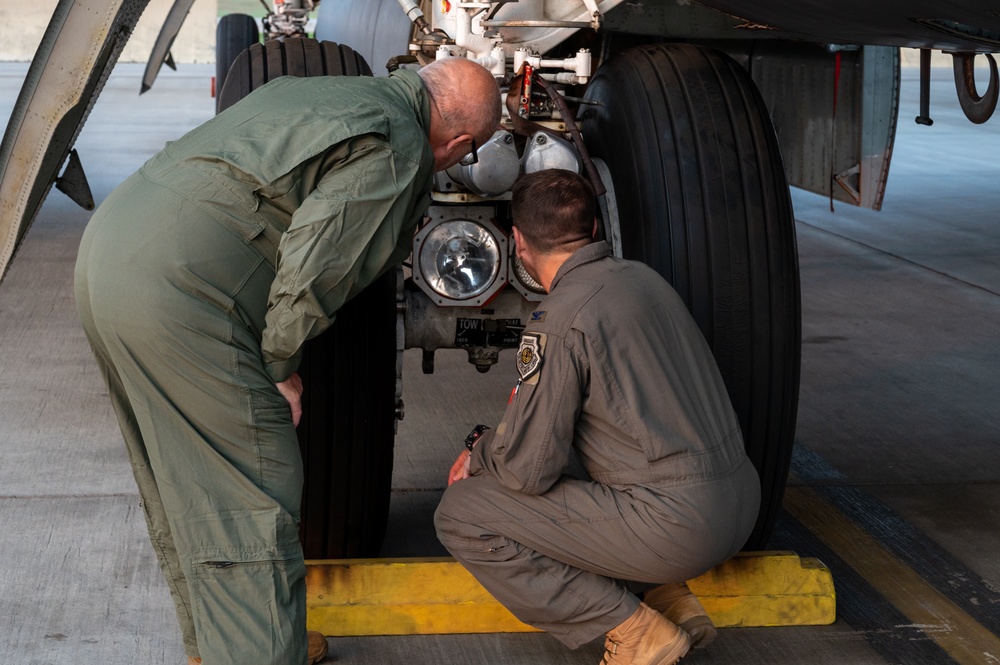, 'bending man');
75,58,500,665
436,169,760,665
